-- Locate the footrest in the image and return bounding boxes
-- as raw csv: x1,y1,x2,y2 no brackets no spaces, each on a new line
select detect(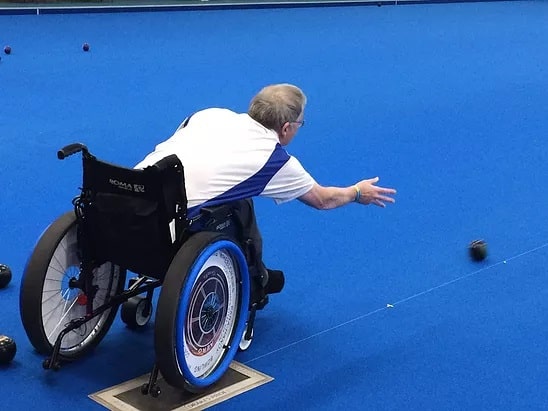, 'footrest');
264,269,285,295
